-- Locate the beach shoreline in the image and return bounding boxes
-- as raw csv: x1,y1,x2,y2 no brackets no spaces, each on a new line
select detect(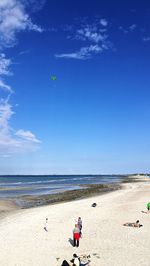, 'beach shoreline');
0,174,147,212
